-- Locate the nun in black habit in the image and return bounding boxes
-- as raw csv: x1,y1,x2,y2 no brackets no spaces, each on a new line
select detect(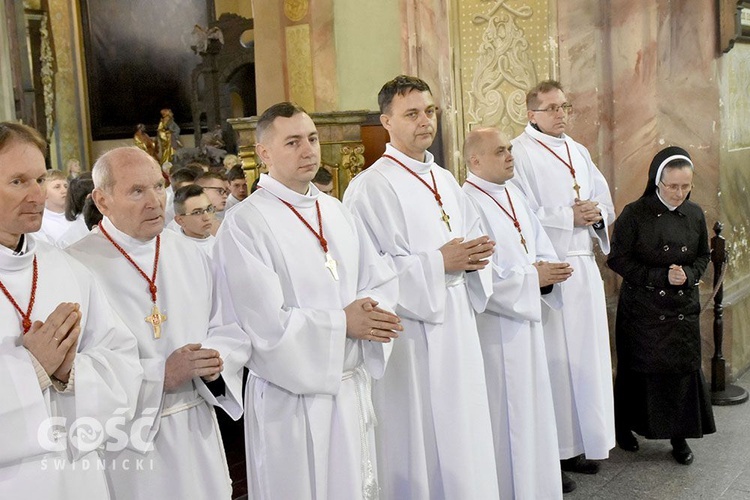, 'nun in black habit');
608,146,716,465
